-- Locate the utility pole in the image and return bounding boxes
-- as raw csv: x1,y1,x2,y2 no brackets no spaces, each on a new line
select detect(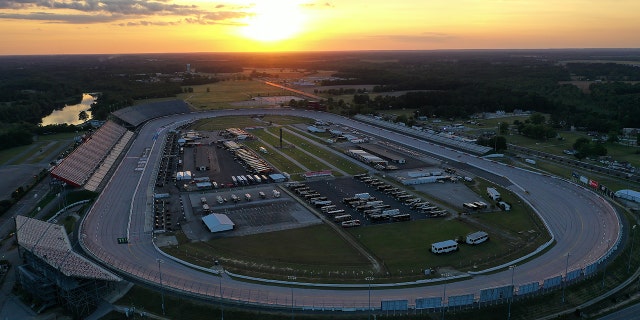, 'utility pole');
629,225,637,273
562,253,570,303
156,259,165,316
366,277,374,320
508,265,516,320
